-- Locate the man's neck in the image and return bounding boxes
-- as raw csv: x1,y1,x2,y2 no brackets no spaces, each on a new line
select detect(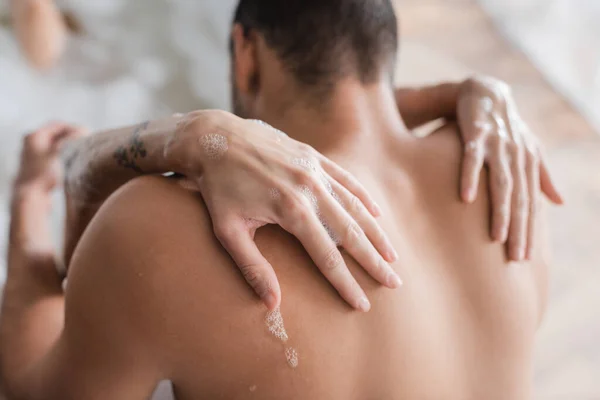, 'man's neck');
258,81,409,155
